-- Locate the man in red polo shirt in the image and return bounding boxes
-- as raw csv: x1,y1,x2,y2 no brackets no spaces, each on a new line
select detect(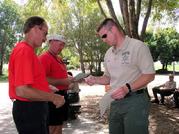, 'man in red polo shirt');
39,34,74,134
8,16,65,134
